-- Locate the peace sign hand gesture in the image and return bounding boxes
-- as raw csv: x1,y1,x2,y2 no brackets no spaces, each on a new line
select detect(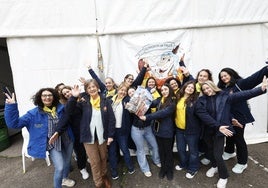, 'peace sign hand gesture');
5,92,16,104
